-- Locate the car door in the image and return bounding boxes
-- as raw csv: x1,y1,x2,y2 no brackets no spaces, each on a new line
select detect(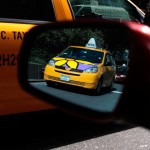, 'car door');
103,54,115,86
0,0,74,115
